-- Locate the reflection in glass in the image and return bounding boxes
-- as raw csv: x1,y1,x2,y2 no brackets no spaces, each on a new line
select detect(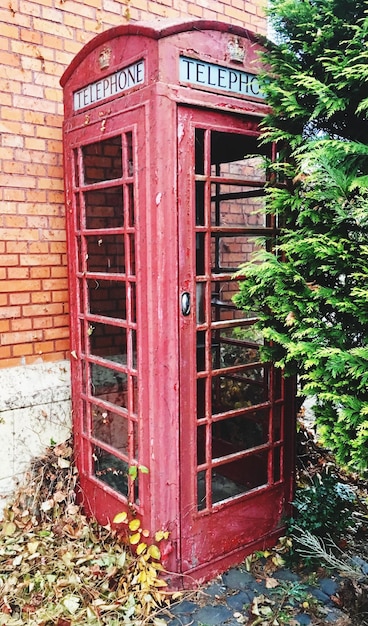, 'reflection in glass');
83,136,122,184
211,331,260,370
197,470,207,511
93,446,128,496
210,182,266,228
212,412,268,456
90,362,128,406
125,131,133,177
212,370,266,414
211,234,262,273
89,323,127,362
211,451,268,504
84,187,124,229
86,234,125,274
88,279,126,319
